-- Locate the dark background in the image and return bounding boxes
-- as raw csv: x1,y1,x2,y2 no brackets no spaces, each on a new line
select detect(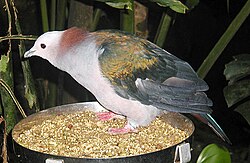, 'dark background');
0,0,250,162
